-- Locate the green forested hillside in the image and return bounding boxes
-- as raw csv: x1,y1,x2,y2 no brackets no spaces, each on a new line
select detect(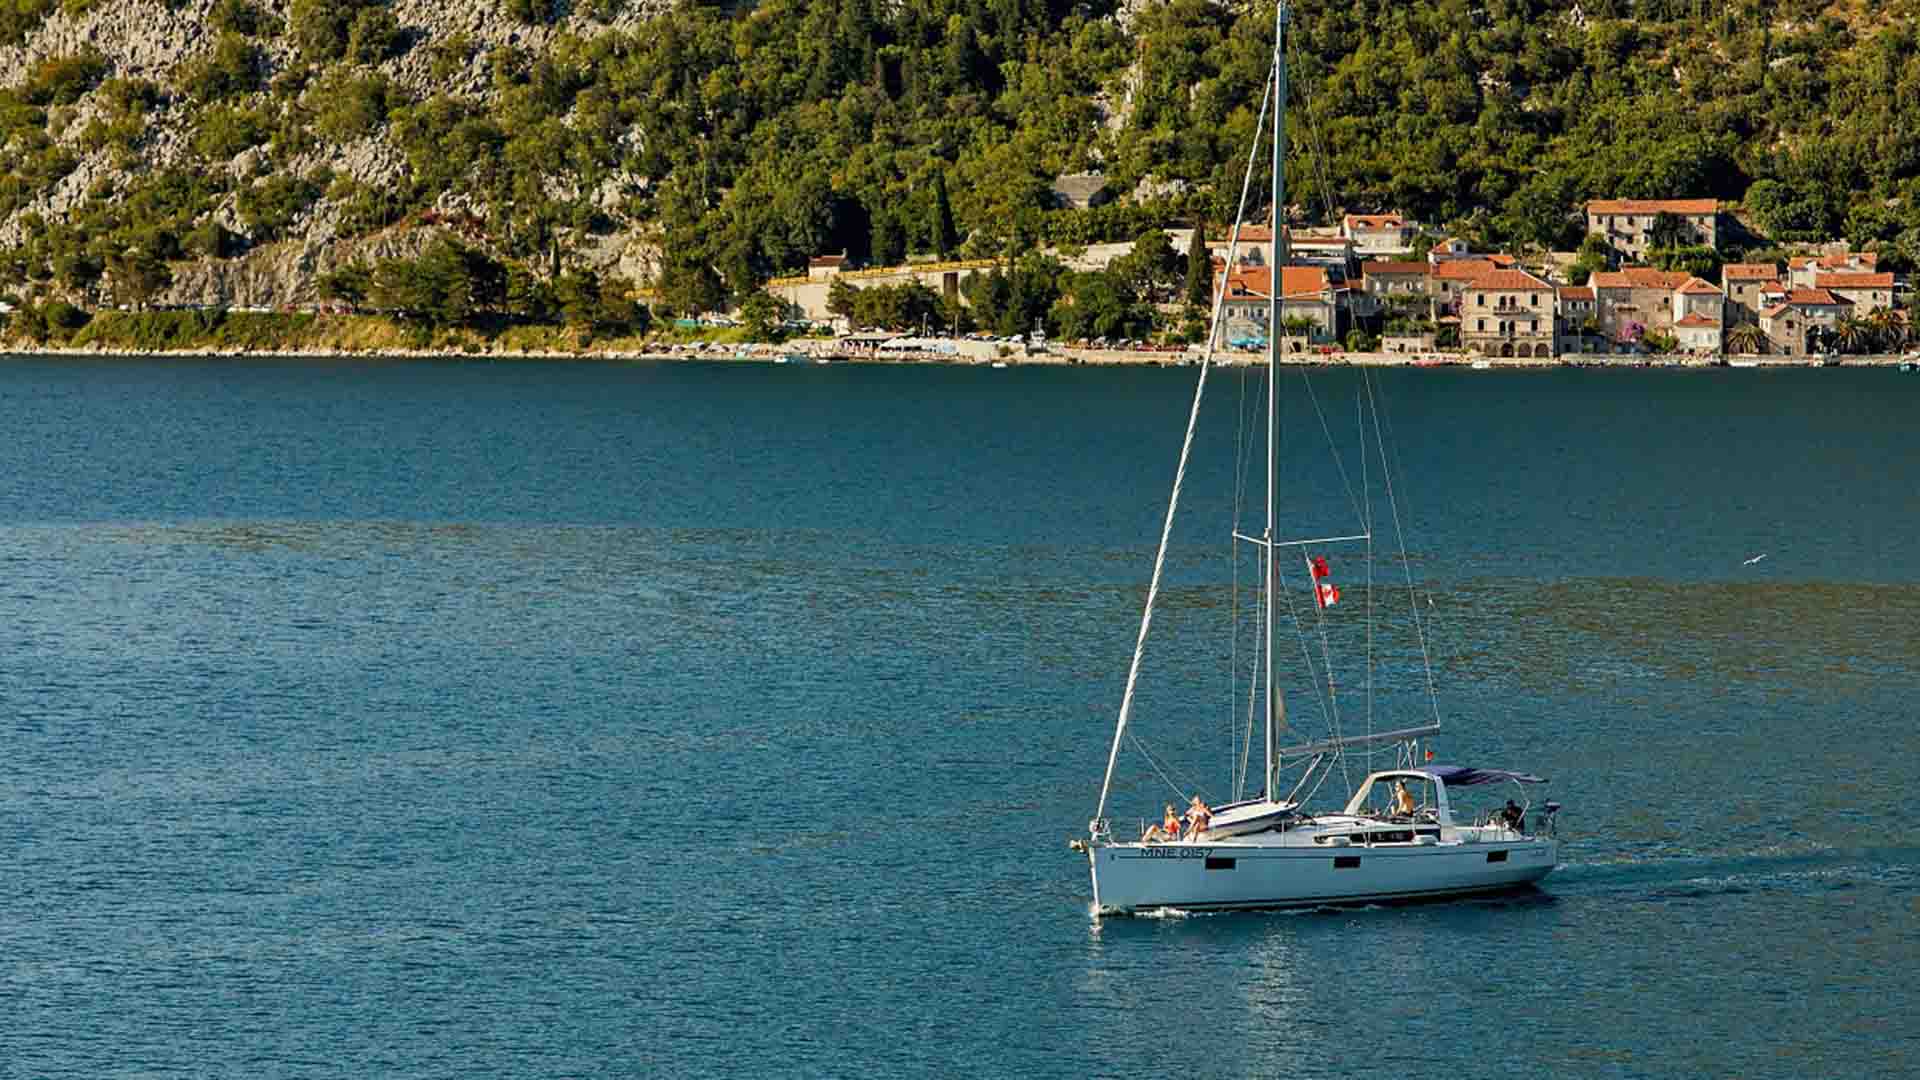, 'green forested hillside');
0,0,1917,326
